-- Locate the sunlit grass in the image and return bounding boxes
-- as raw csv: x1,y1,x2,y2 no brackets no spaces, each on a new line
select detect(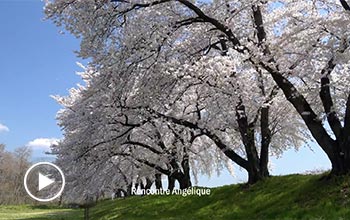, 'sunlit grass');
0,205,82,220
